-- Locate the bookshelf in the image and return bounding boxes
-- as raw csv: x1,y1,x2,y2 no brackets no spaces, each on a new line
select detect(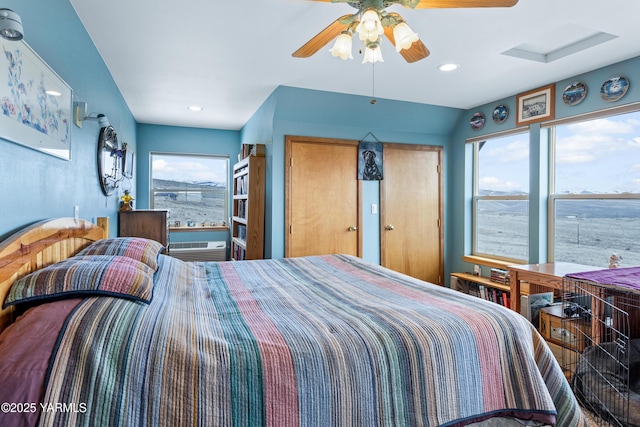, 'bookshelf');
231,155,265,260
451,269,512,308
453,267,563,329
